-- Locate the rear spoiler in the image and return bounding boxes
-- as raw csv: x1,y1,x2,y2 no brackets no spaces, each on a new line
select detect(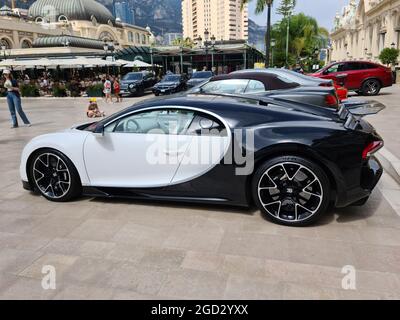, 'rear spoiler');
338,100,385,129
